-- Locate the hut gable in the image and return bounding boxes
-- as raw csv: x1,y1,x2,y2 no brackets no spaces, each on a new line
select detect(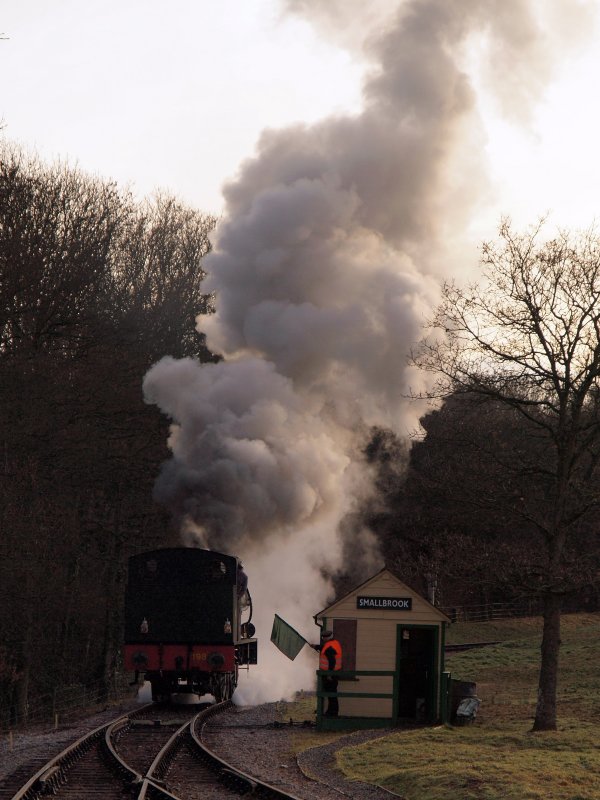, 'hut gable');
316,568,450,623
